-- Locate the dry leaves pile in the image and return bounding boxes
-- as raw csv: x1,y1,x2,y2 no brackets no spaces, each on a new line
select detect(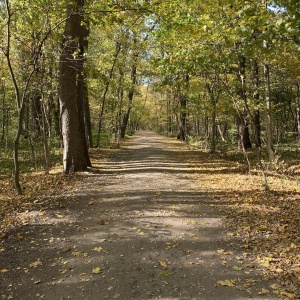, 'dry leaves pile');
0,170,81,234
195,155,300,300
0,147,115,234
222,188,299,300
